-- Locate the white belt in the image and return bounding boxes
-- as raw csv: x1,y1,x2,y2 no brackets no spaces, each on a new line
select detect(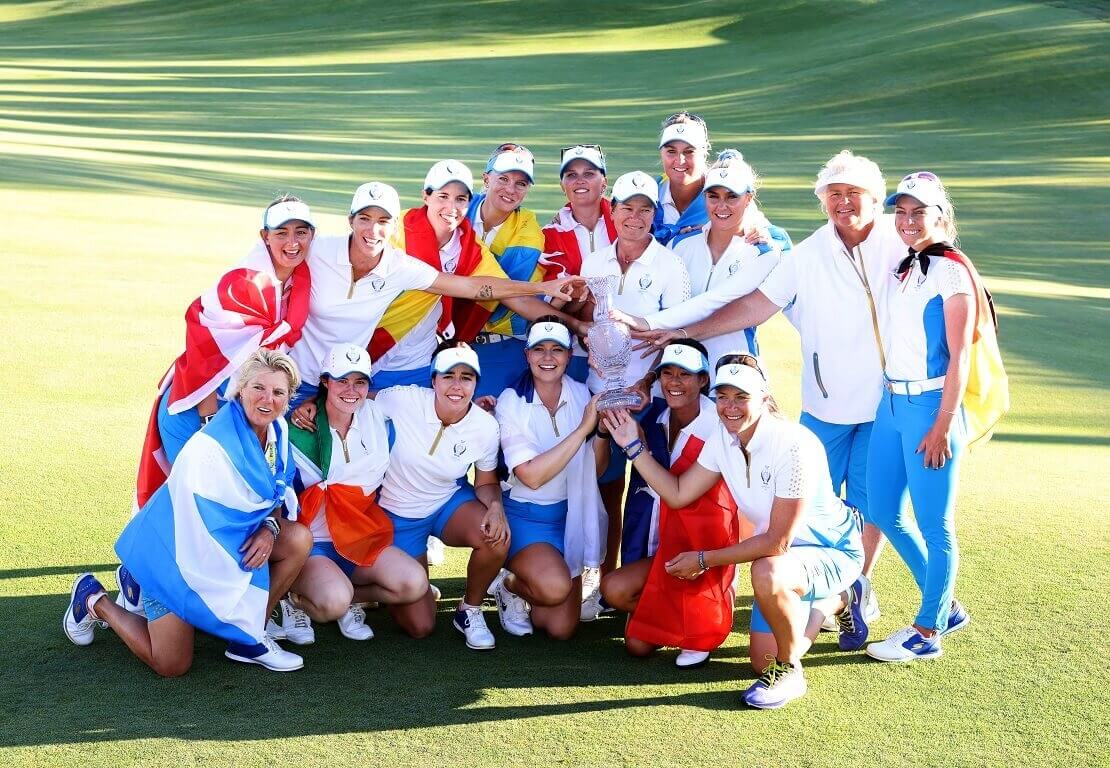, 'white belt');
474,332,515,345
885,376,945,396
